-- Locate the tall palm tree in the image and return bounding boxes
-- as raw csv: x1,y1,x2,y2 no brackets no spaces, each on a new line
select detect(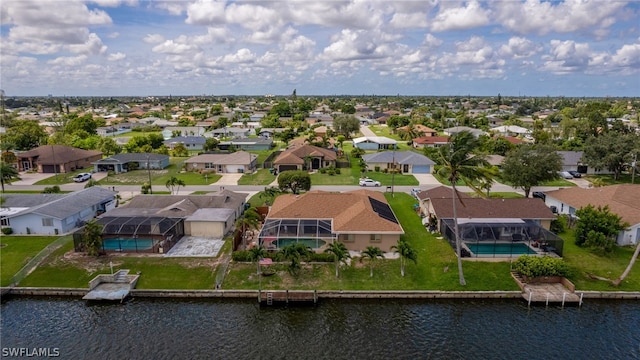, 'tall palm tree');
360,246,384,277
325,242,351,277
391,238,417,277
0,162,20,192
436,130,492,286
249,245,268,275
236,208,261,250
